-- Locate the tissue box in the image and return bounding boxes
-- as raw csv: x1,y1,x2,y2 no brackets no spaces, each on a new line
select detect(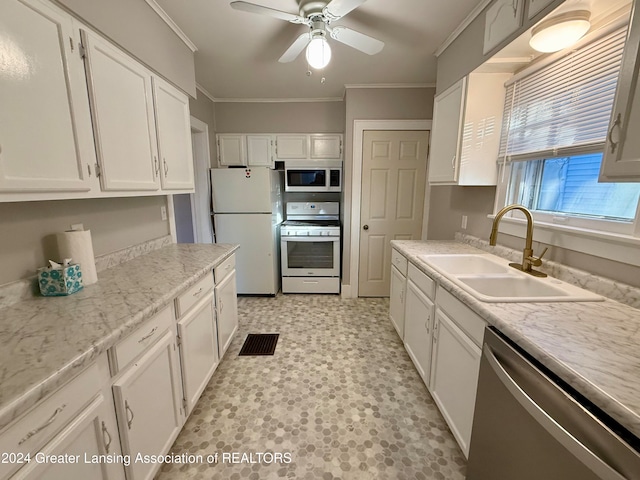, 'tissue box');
38,264,84,296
